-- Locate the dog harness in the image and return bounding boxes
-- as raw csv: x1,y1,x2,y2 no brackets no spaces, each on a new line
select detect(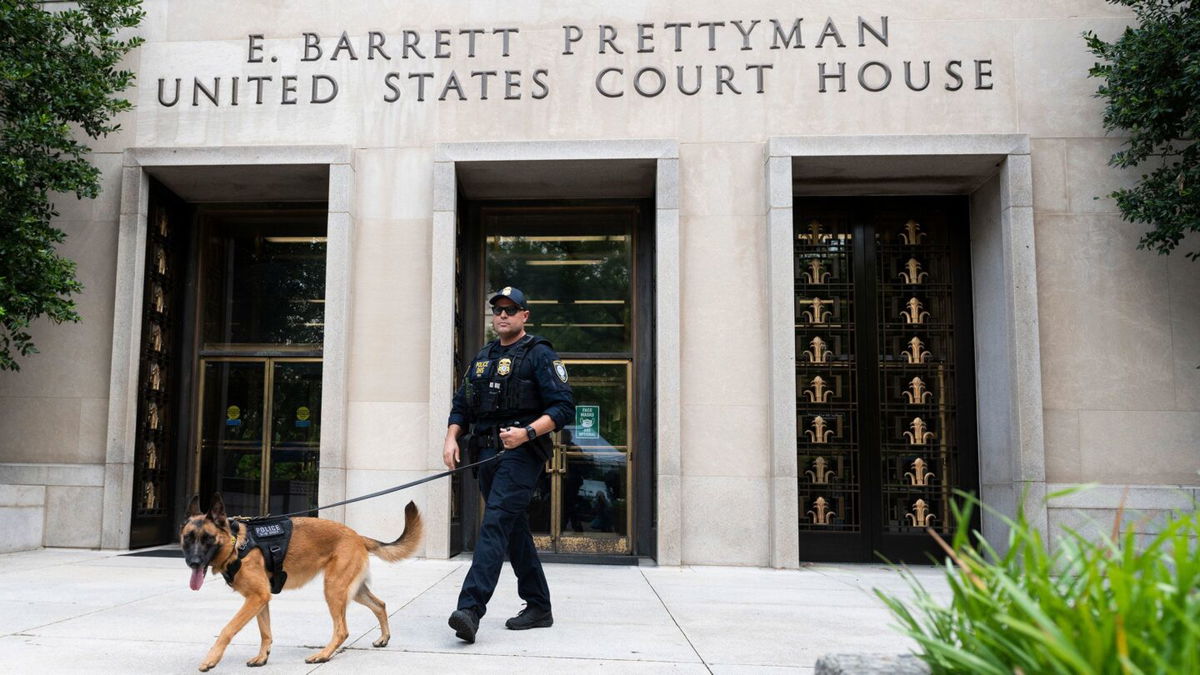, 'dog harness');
222,517,294,594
